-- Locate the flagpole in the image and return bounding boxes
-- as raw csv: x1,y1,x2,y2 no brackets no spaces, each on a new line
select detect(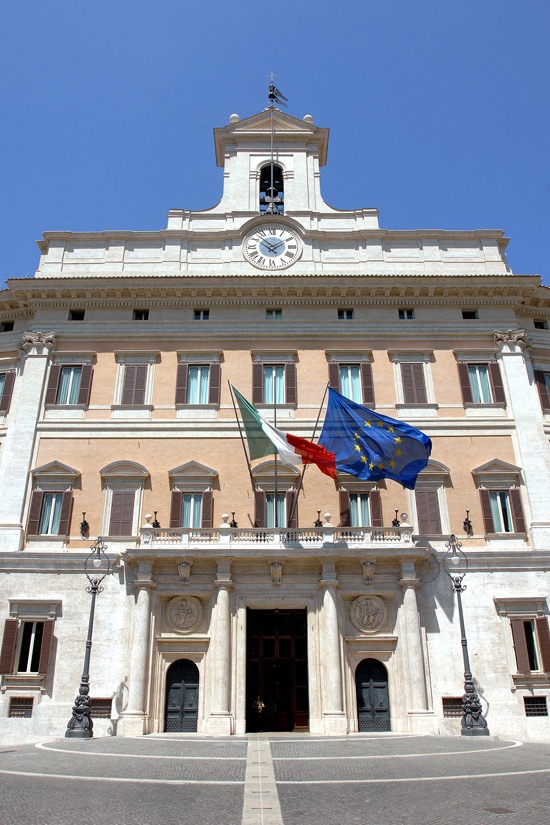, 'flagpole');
273,369,279,528
287,384,330,528
228,382,257,497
